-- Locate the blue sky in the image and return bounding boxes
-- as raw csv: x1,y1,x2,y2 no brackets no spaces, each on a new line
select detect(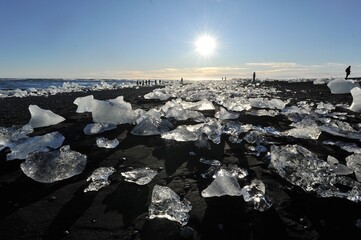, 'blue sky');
0,0,360,80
